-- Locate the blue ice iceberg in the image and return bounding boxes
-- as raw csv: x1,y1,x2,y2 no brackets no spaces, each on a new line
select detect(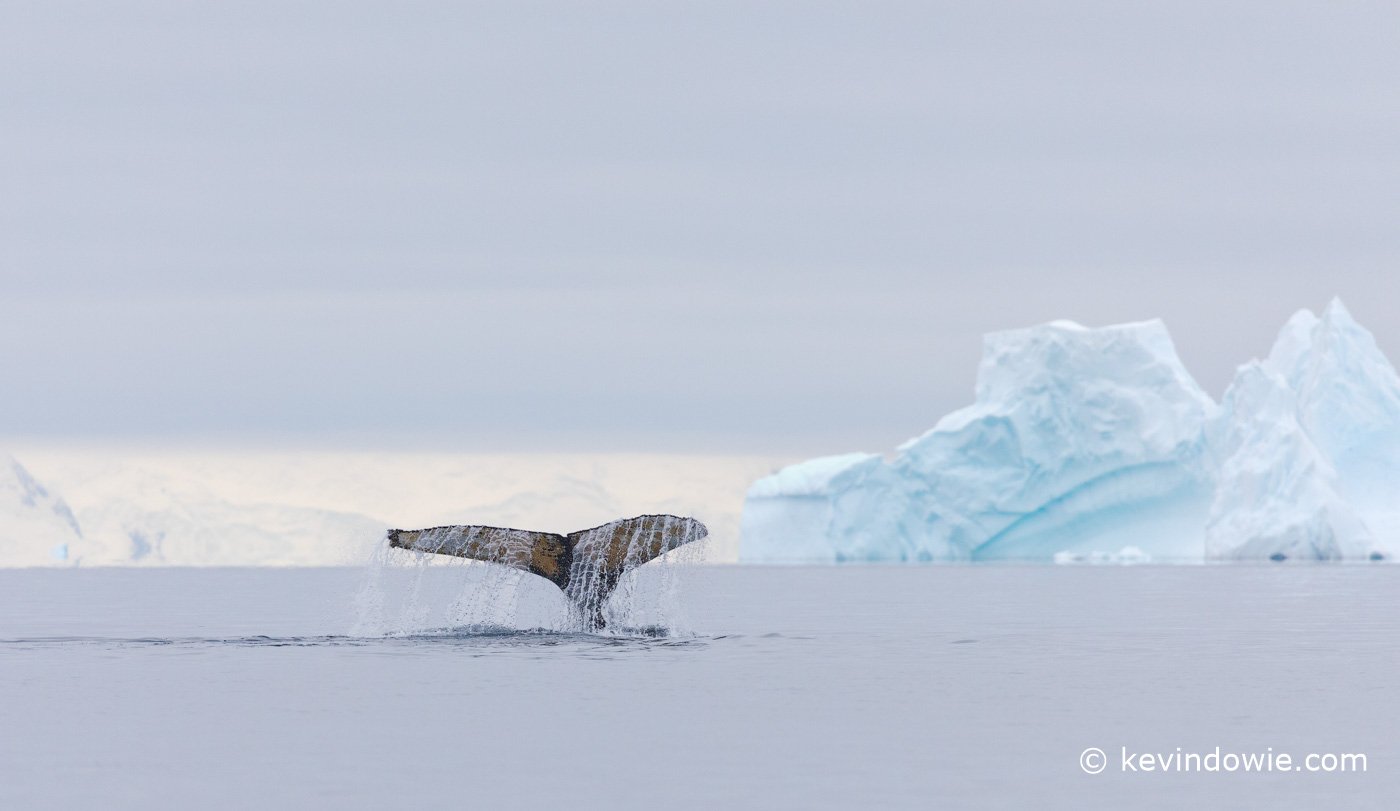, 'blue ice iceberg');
741,300,1398,563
